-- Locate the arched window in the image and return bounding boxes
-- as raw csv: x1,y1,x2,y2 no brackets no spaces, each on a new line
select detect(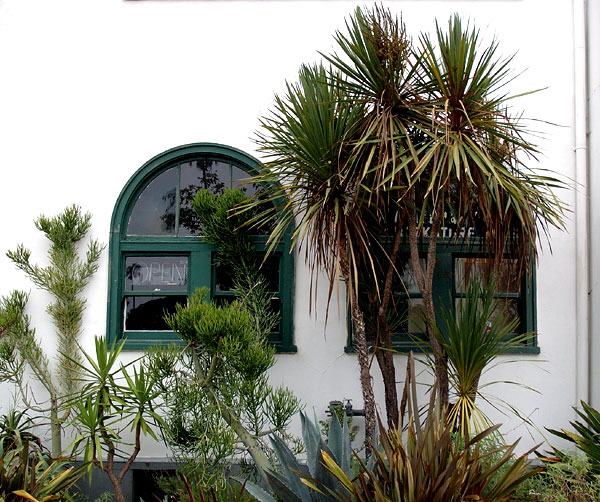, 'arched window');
107,143,295,351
